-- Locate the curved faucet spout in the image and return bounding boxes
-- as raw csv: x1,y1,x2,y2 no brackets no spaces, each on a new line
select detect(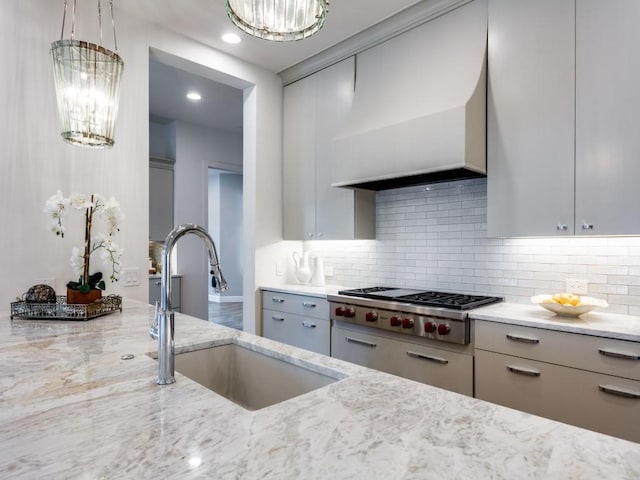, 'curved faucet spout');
156,223,228,385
